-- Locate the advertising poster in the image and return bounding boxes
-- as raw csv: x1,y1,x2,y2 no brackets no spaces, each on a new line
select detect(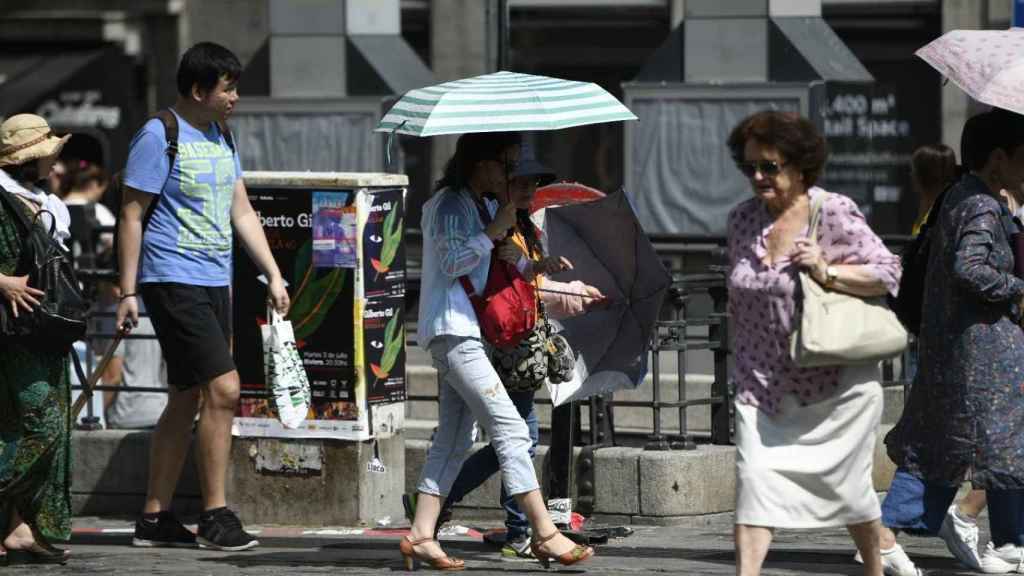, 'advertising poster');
815,82,916,234
312,191,357,268
362,297,406,404
233,187,365,439
358,188,406,300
